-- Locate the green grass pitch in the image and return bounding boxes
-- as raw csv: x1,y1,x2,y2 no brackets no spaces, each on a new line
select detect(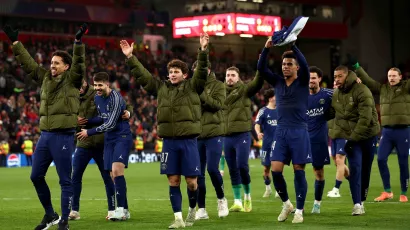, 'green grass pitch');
0,155,409,229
